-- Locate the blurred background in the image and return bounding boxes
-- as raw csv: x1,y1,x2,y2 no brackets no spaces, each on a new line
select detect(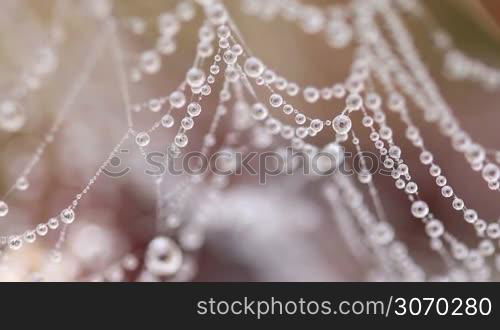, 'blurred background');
0,0,500,281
